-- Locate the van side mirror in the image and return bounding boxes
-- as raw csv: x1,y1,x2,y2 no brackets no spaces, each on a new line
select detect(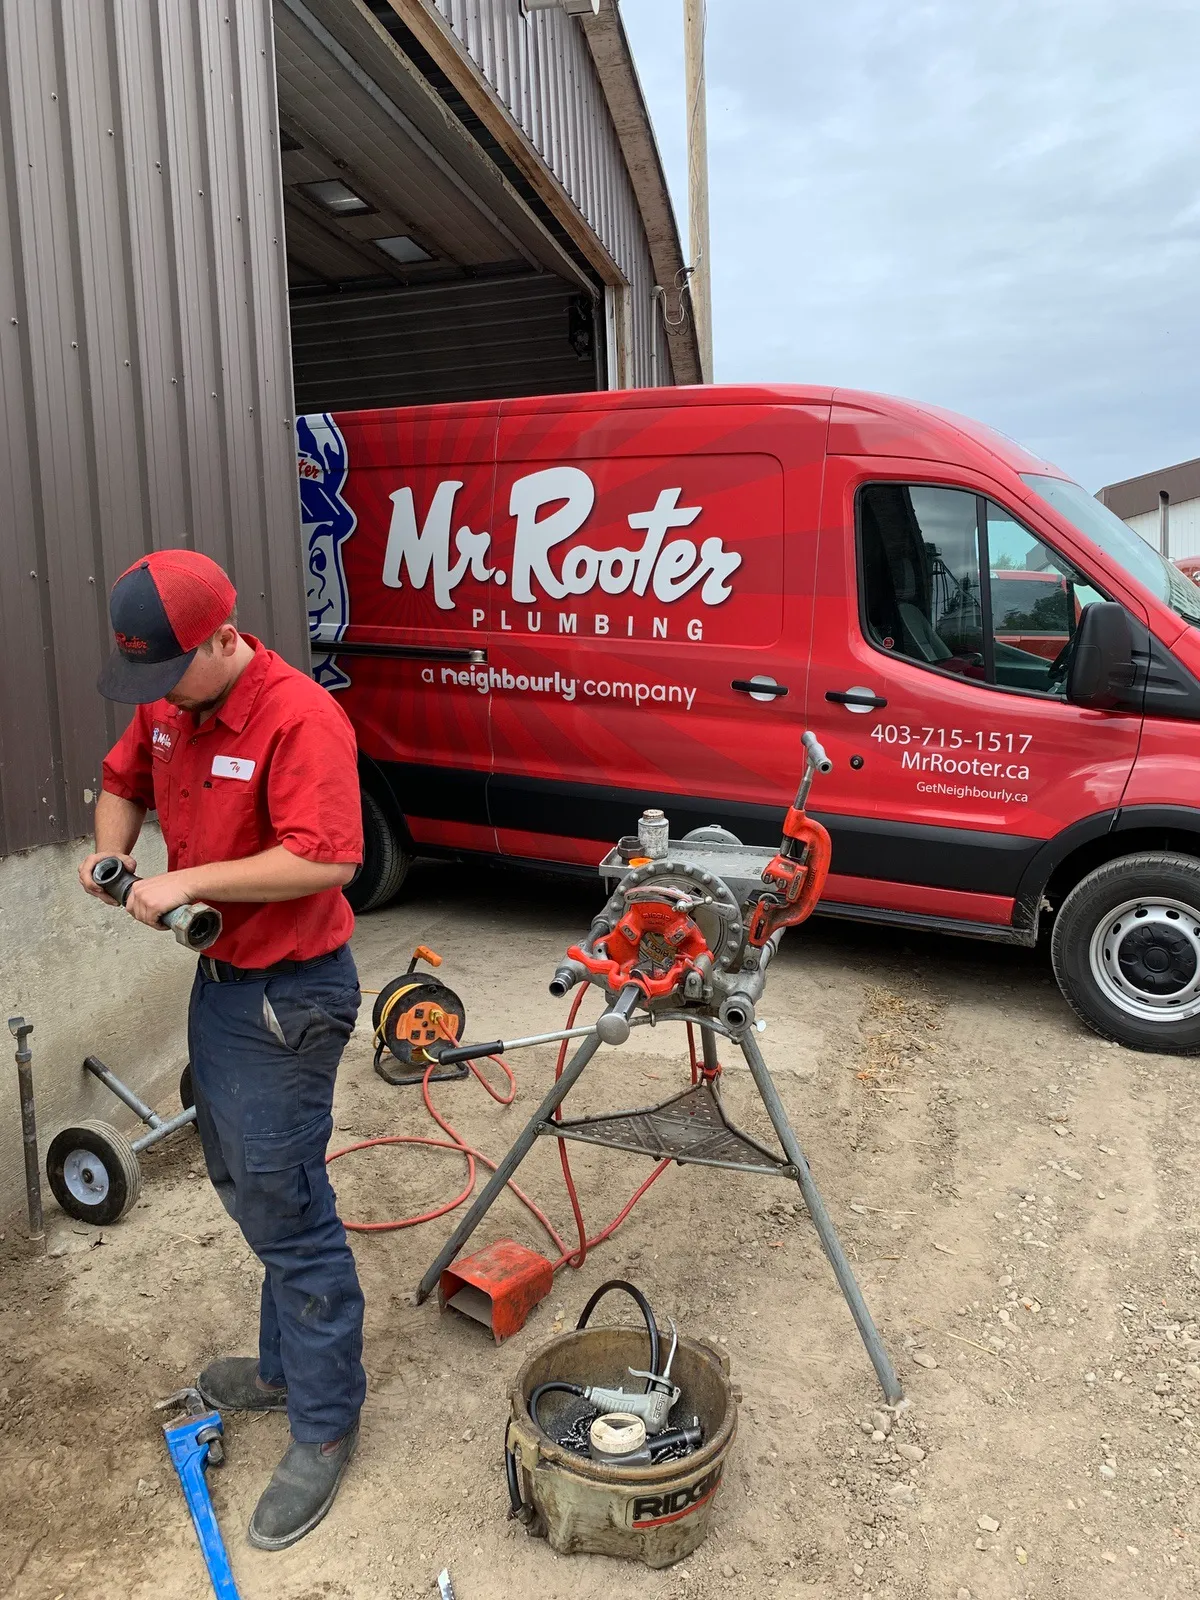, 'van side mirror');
1066,602,1136,709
